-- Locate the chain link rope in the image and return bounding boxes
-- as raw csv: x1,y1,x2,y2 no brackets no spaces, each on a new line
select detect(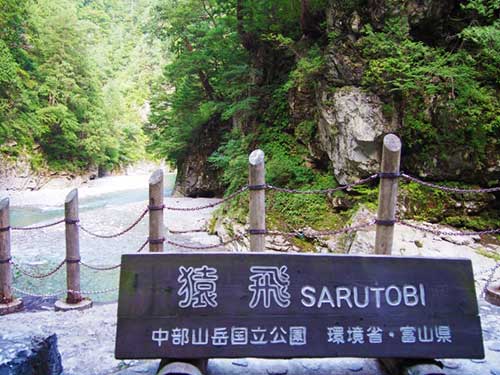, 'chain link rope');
168,228,207,234
11,259,66,279
266,220,376,238
267,174,379,195
163,186,249,211
68,287,119,295
12,219,65,231
12,285,66,298
401,173,500,194
164,234,247,250
79,261,121,271
80,208,148,239
398,220,500,236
